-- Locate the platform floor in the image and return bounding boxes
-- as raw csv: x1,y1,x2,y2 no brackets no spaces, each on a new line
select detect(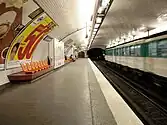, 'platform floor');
0,59,117,125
